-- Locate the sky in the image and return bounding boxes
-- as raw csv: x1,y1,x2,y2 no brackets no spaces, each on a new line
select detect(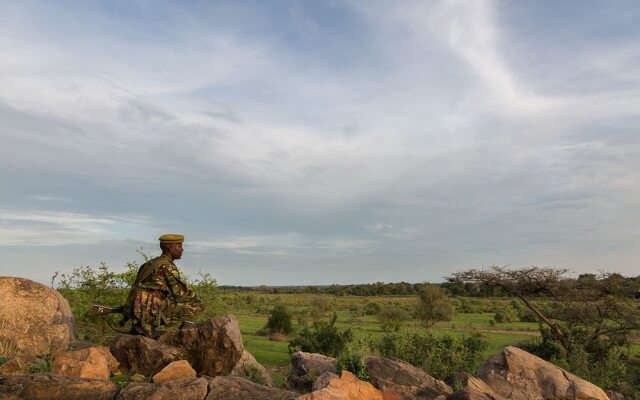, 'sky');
1,1,639,286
